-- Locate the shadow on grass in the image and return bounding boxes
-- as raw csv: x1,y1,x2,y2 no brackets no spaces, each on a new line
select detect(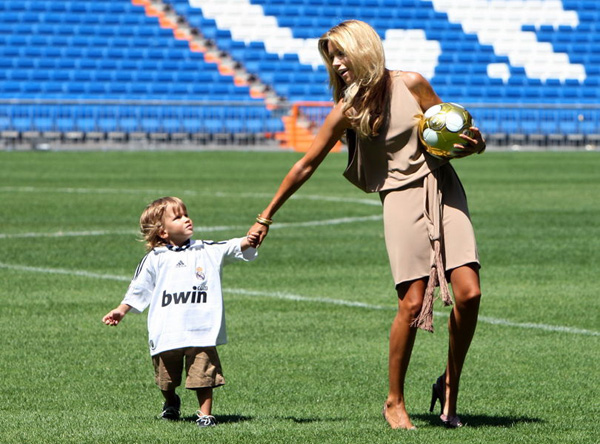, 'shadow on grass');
180,414,253,424
175,414,344,425
280,416,347,424
413,413,544,428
